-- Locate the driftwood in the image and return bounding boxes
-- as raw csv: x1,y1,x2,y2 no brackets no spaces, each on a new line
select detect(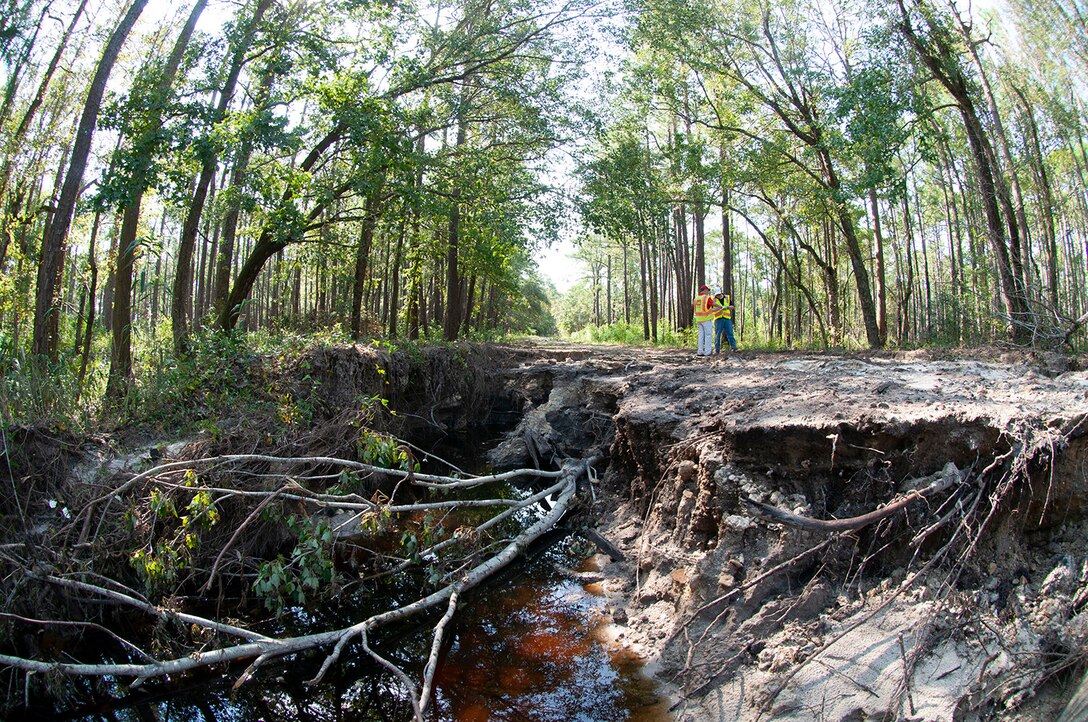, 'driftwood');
2,447,603,722
744,462,963,533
